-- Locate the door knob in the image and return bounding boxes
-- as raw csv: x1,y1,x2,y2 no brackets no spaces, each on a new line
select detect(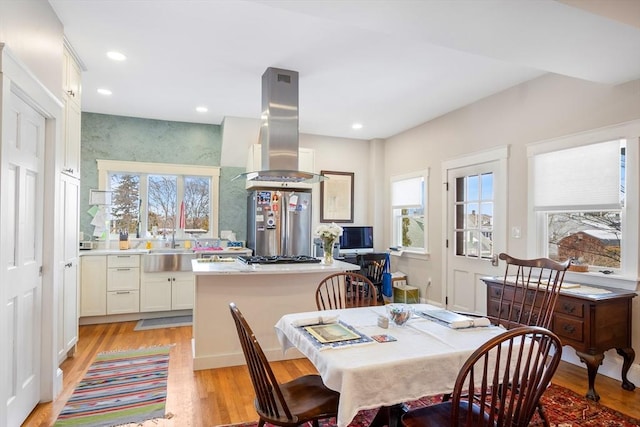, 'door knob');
491,254,499,267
